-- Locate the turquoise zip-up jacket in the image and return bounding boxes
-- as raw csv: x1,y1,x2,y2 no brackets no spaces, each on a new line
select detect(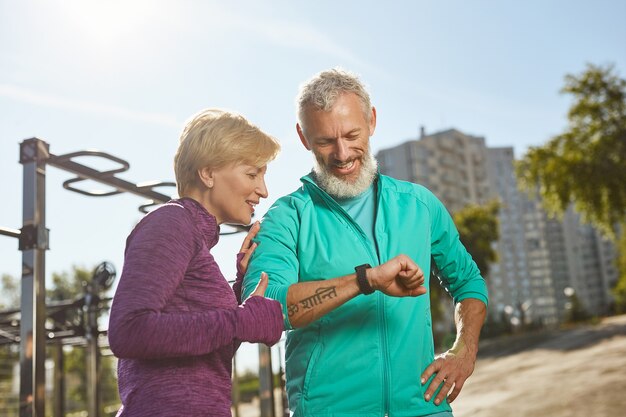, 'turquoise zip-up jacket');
242,173,488,417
